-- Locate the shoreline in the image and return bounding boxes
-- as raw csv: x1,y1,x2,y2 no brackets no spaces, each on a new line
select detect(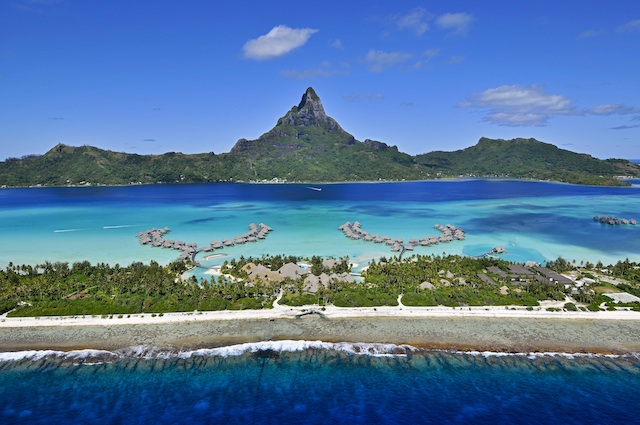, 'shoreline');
2,305,640,354
2,176,636,190
3,303,640,328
